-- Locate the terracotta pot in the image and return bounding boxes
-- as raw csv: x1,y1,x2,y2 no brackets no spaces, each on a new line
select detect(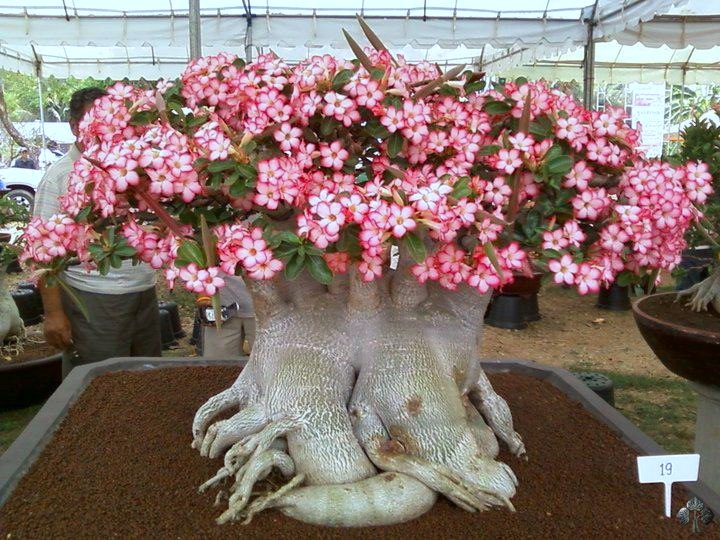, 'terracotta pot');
0,353,62,410
632,292,720,387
